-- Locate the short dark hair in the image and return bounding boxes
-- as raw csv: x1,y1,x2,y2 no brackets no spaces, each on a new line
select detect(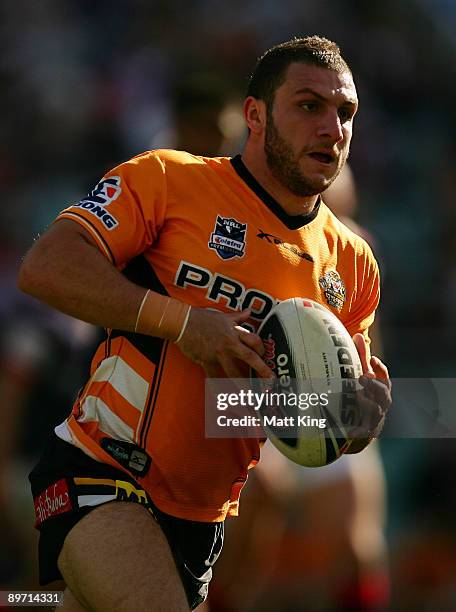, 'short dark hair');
246,36,351,109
